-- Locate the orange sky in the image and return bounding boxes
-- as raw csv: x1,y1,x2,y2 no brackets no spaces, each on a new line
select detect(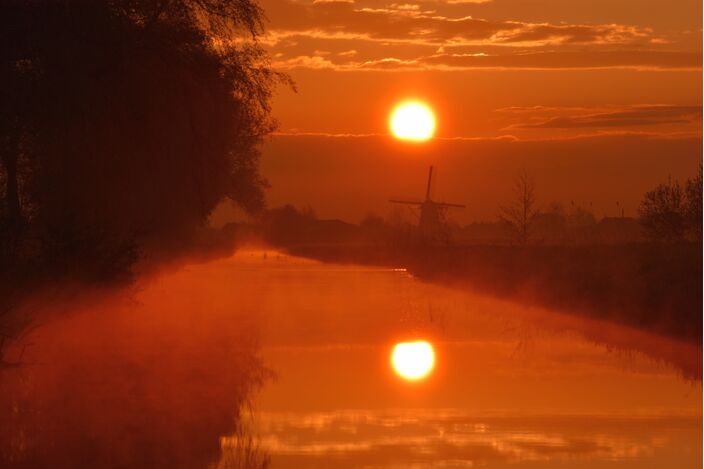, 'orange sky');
251,0,702,222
